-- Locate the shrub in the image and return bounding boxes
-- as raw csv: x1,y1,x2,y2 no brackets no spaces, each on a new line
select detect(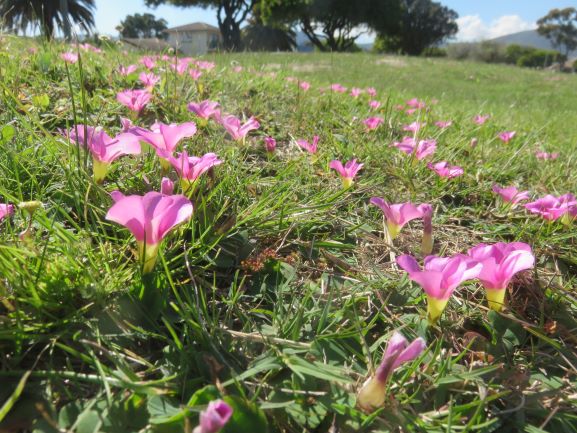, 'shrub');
516,49,567,68
422,46,447,57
